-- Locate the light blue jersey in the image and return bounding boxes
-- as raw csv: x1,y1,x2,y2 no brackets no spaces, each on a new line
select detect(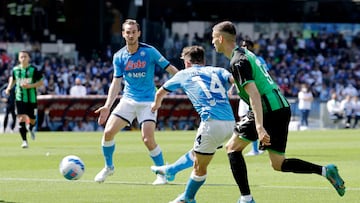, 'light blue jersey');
163,65,234,121
113,42,170,102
